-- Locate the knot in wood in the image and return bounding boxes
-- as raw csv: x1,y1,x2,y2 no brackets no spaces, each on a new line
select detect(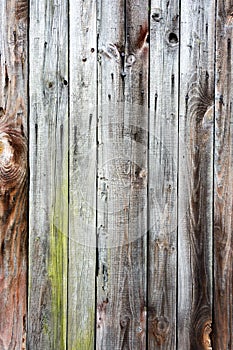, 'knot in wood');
202,321,212,350
152,9,162,22
148,313,170,345
167,32,179,46
126,54,136,66
120,316,130,329
156,316,170,335
0,129,26,187
0,135,14,163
